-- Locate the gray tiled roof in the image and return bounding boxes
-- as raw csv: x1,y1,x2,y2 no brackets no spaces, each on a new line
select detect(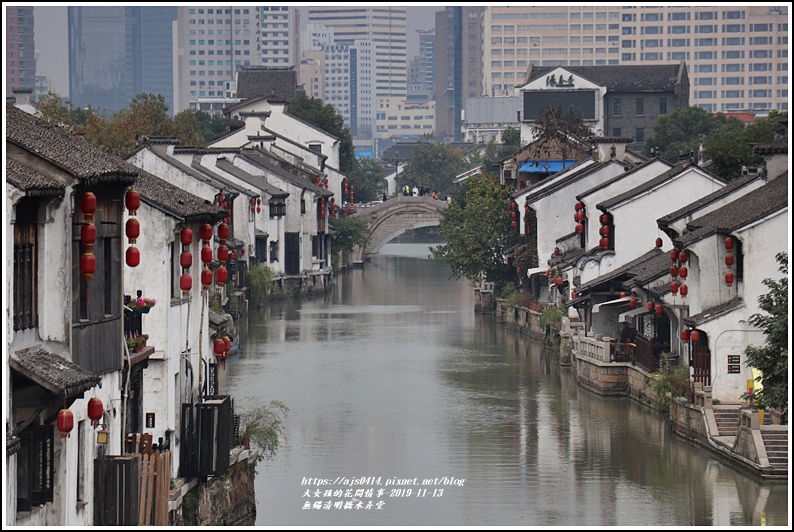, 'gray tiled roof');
235,66,300,101
9,347,100,399
597,163,726,211
684,297,745,328
240,148,333,197
525,62,686,92
576,157,672,201
657,171,766,228
6,158,65,197
576,248,665,293
675,173,788,247
6,103,138,185
214,158,289,199
122,161,226,222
